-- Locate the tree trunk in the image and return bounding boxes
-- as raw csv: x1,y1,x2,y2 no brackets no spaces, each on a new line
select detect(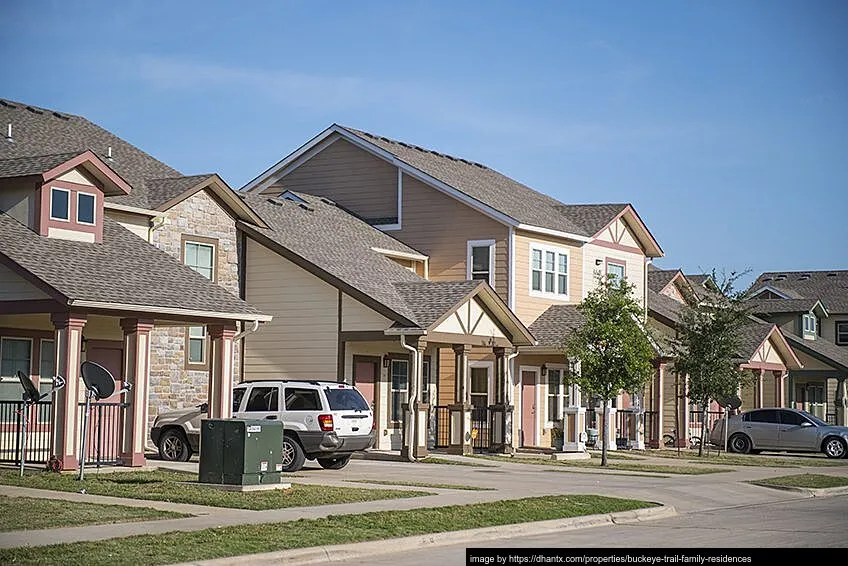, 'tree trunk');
674,372,681,456
601,398,609,466
698,398,708,457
